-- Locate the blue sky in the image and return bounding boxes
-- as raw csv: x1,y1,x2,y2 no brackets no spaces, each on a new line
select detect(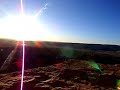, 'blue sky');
0,0,120,45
